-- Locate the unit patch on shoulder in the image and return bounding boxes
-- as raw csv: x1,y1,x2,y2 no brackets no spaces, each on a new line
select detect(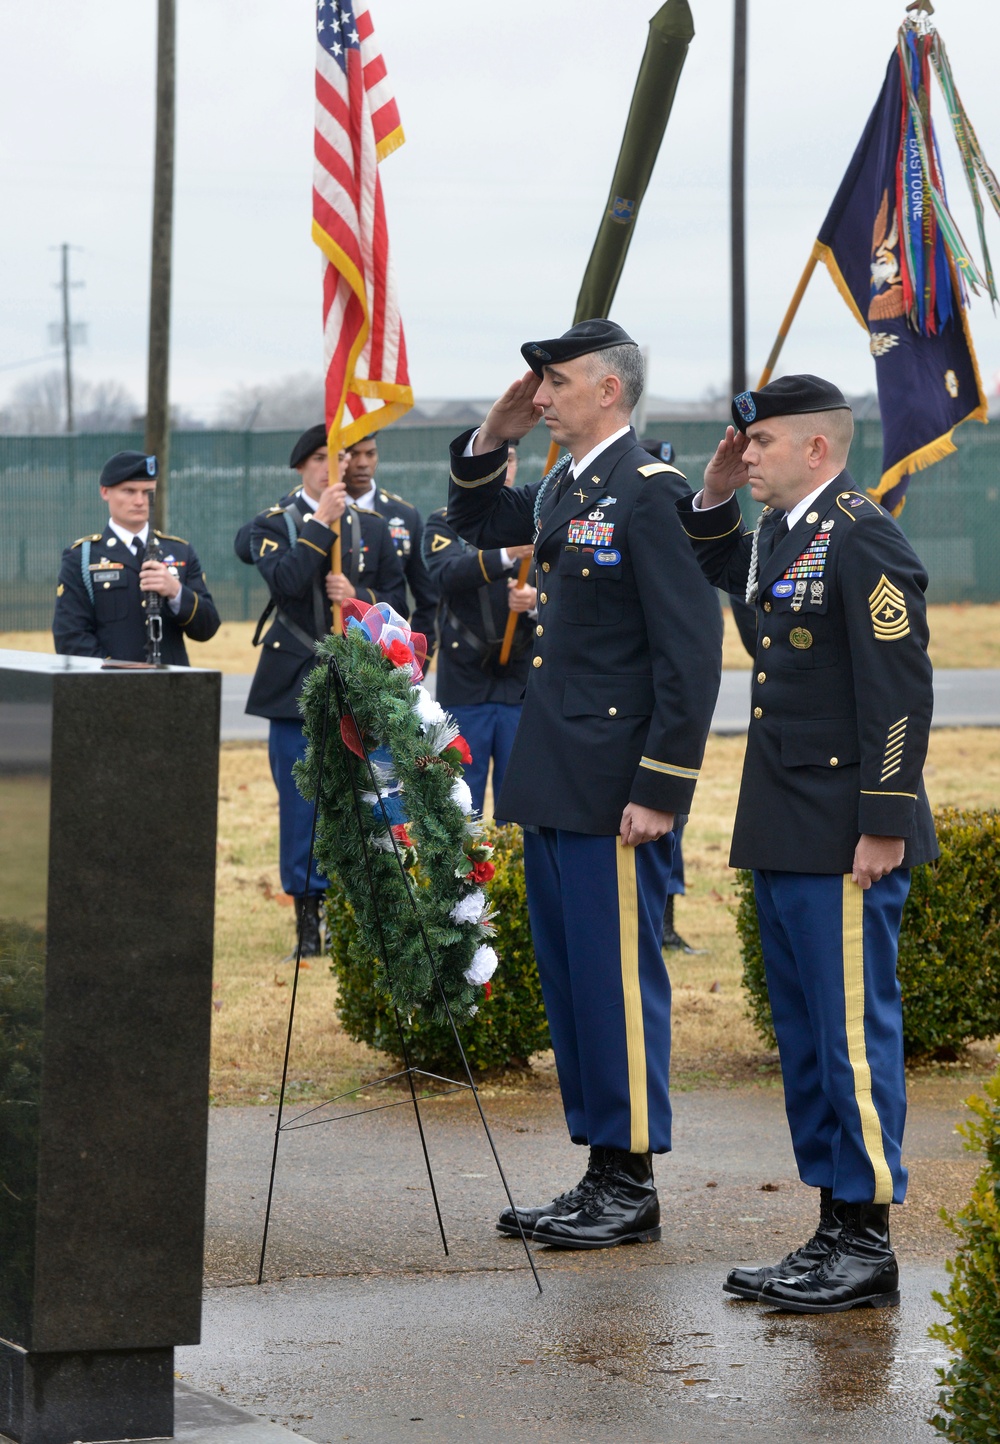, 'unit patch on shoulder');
868,574,909,640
